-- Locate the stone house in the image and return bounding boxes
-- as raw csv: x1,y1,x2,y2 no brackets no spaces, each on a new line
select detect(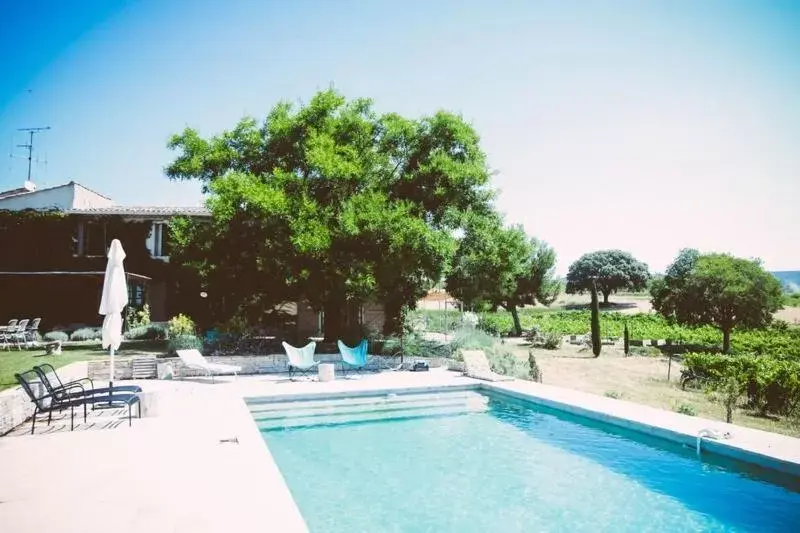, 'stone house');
0,180,386,337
